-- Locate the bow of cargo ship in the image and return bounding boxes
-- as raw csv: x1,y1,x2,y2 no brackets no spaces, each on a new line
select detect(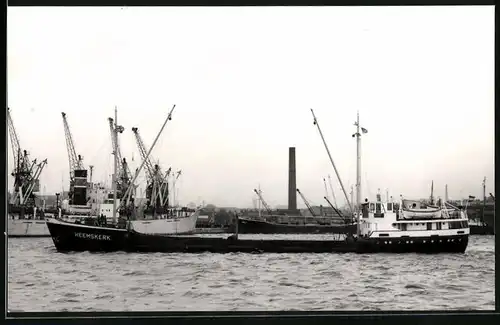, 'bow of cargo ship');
45,218,129,252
